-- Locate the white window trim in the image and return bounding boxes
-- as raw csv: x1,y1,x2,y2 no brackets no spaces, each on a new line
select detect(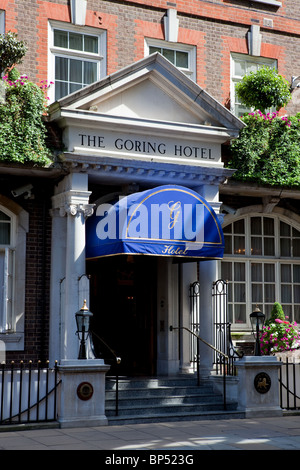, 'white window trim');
222,211,300,329
145,38,196,81
48,20,107,103
0,204,28,351
0,10,5,35
0,212,15,333
230,52,277,116
0,247,15,333
251,0,281,6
